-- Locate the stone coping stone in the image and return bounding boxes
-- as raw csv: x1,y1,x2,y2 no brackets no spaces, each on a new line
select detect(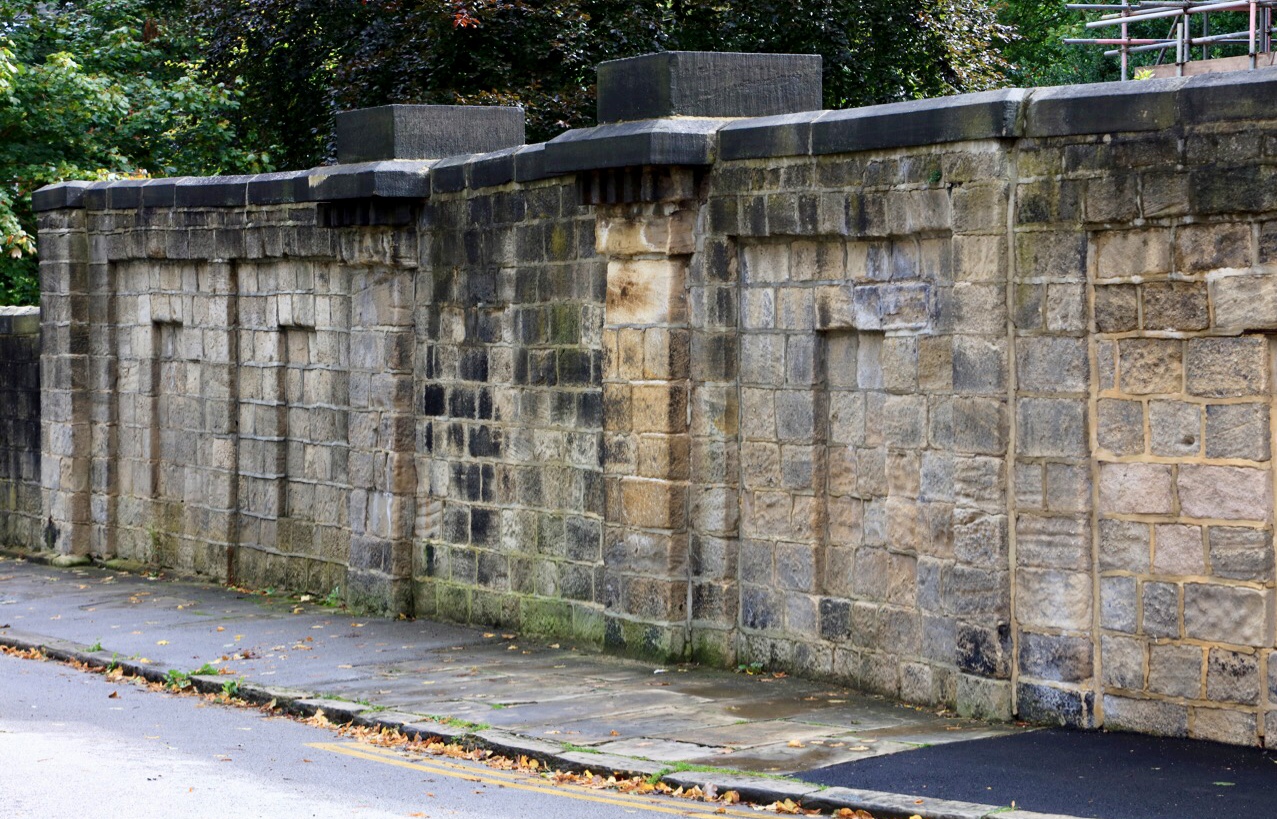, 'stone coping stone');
31,68,1277,212
719,110,826,160
247,171,310,205
812,88,1028,156
597,51,823,123
430,153,475,194
31,180,90,211
0,306,39,336
335,104,525,163
543,117,725,173
1025,76,1187,137
304,160,436,201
